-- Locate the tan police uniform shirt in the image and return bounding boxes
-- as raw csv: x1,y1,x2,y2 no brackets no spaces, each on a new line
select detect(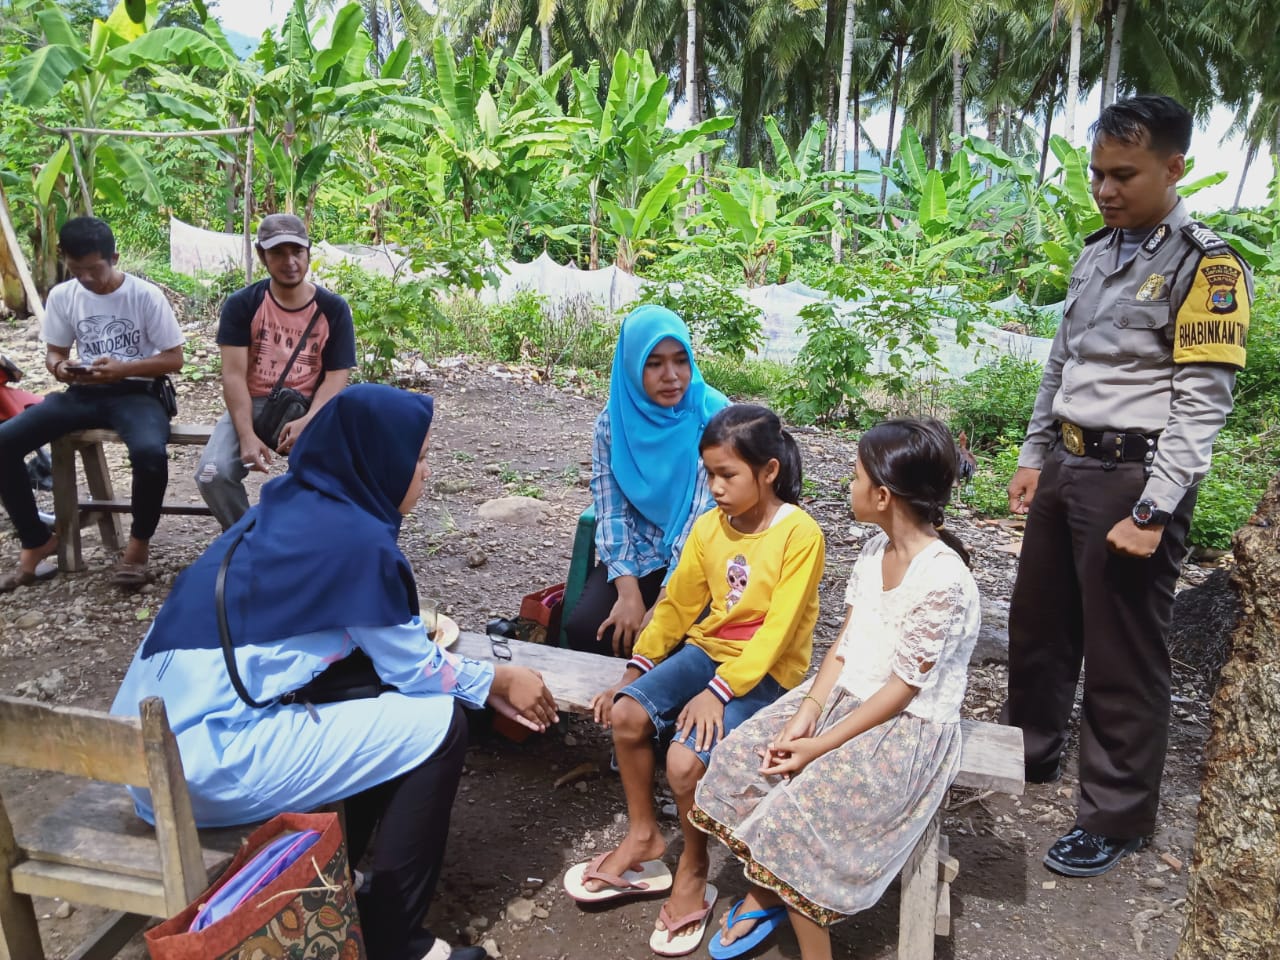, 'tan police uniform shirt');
1019,199,1253,513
